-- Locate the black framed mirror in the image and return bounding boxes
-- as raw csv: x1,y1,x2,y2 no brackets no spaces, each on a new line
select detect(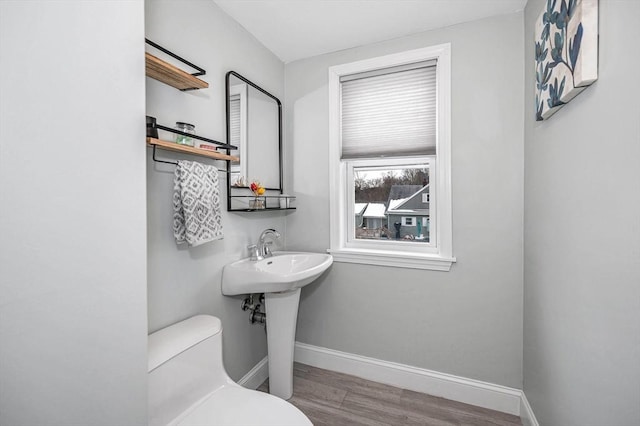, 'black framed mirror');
225,71,285,211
